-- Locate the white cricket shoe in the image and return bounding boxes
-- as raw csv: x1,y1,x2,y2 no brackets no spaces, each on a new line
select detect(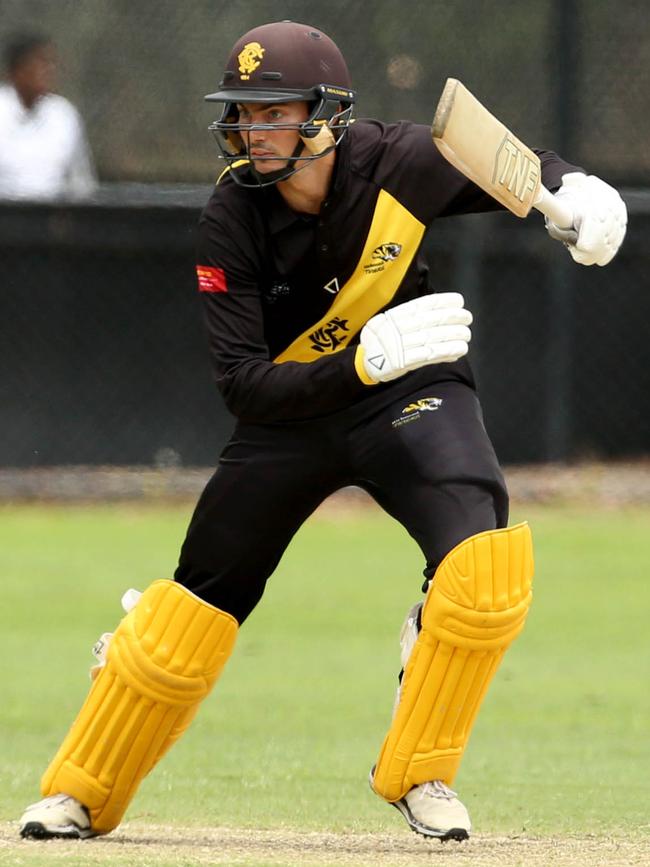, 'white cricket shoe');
393,780,471,841
19,794,97,839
